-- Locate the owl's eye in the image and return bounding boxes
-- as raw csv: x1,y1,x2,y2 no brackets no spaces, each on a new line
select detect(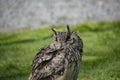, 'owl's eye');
72,38,75,43
67,38,75,44
66,36,70,42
